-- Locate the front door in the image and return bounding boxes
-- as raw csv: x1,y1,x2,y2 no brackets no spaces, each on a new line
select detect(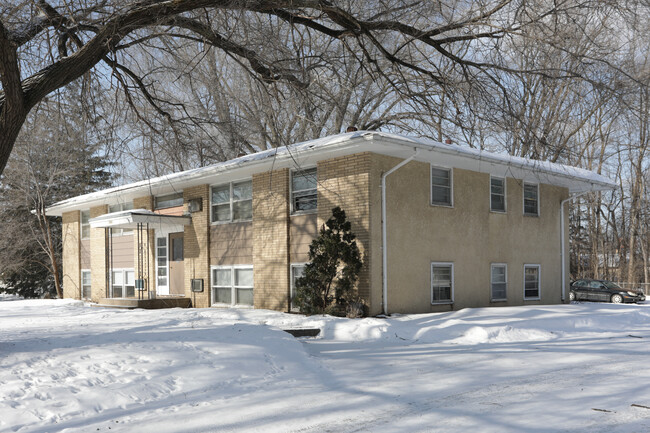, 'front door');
169,232,185,295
